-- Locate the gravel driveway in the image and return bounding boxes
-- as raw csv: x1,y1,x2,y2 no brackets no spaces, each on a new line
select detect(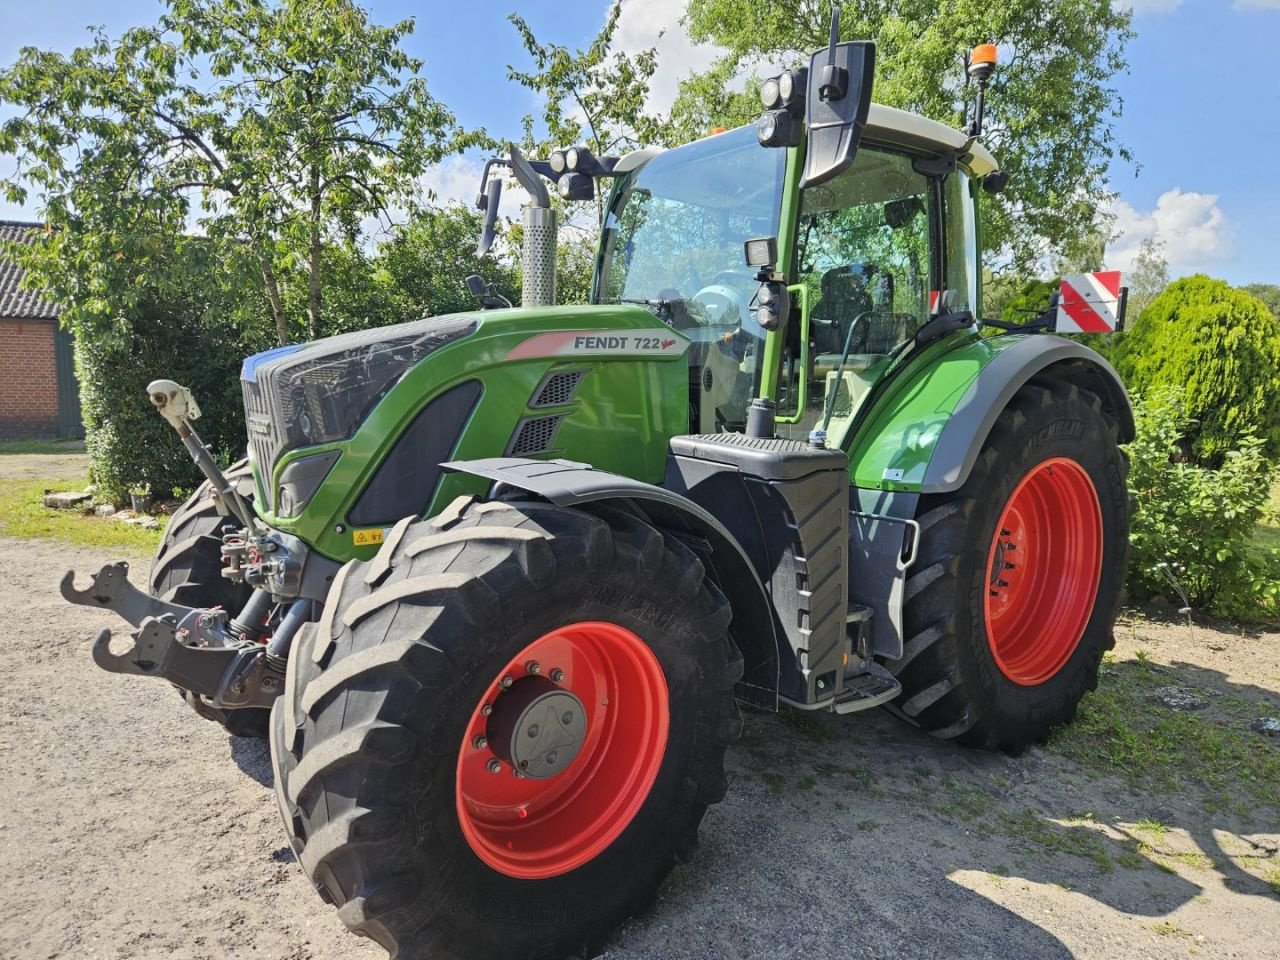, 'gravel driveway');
2,536,1277,959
